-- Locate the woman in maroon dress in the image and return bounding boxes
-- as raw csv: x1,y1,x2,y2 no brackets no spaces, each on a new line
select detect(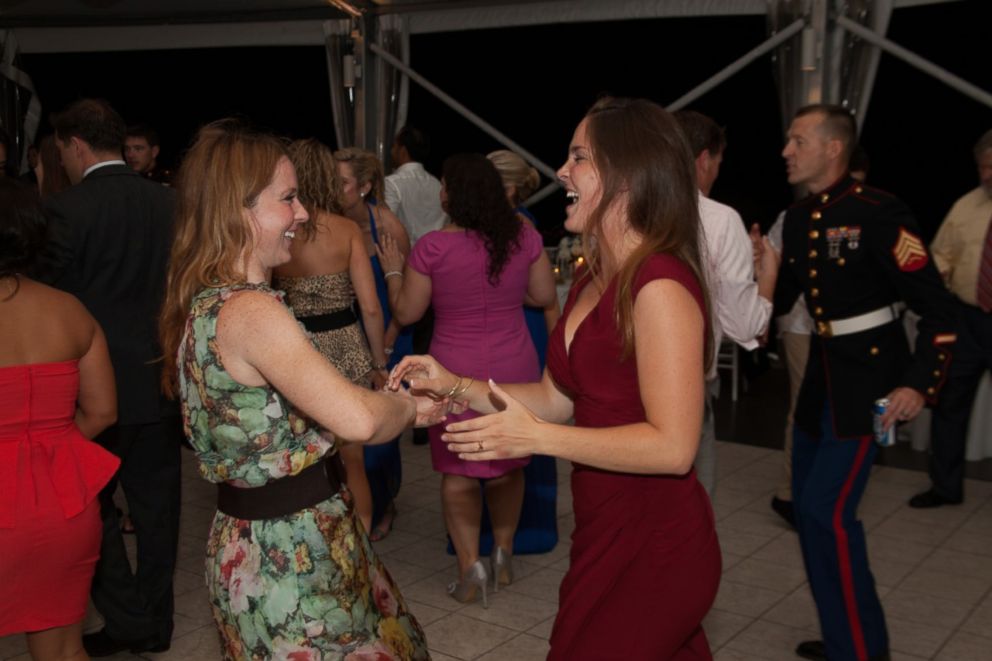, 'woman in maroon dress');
389,97,722,659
